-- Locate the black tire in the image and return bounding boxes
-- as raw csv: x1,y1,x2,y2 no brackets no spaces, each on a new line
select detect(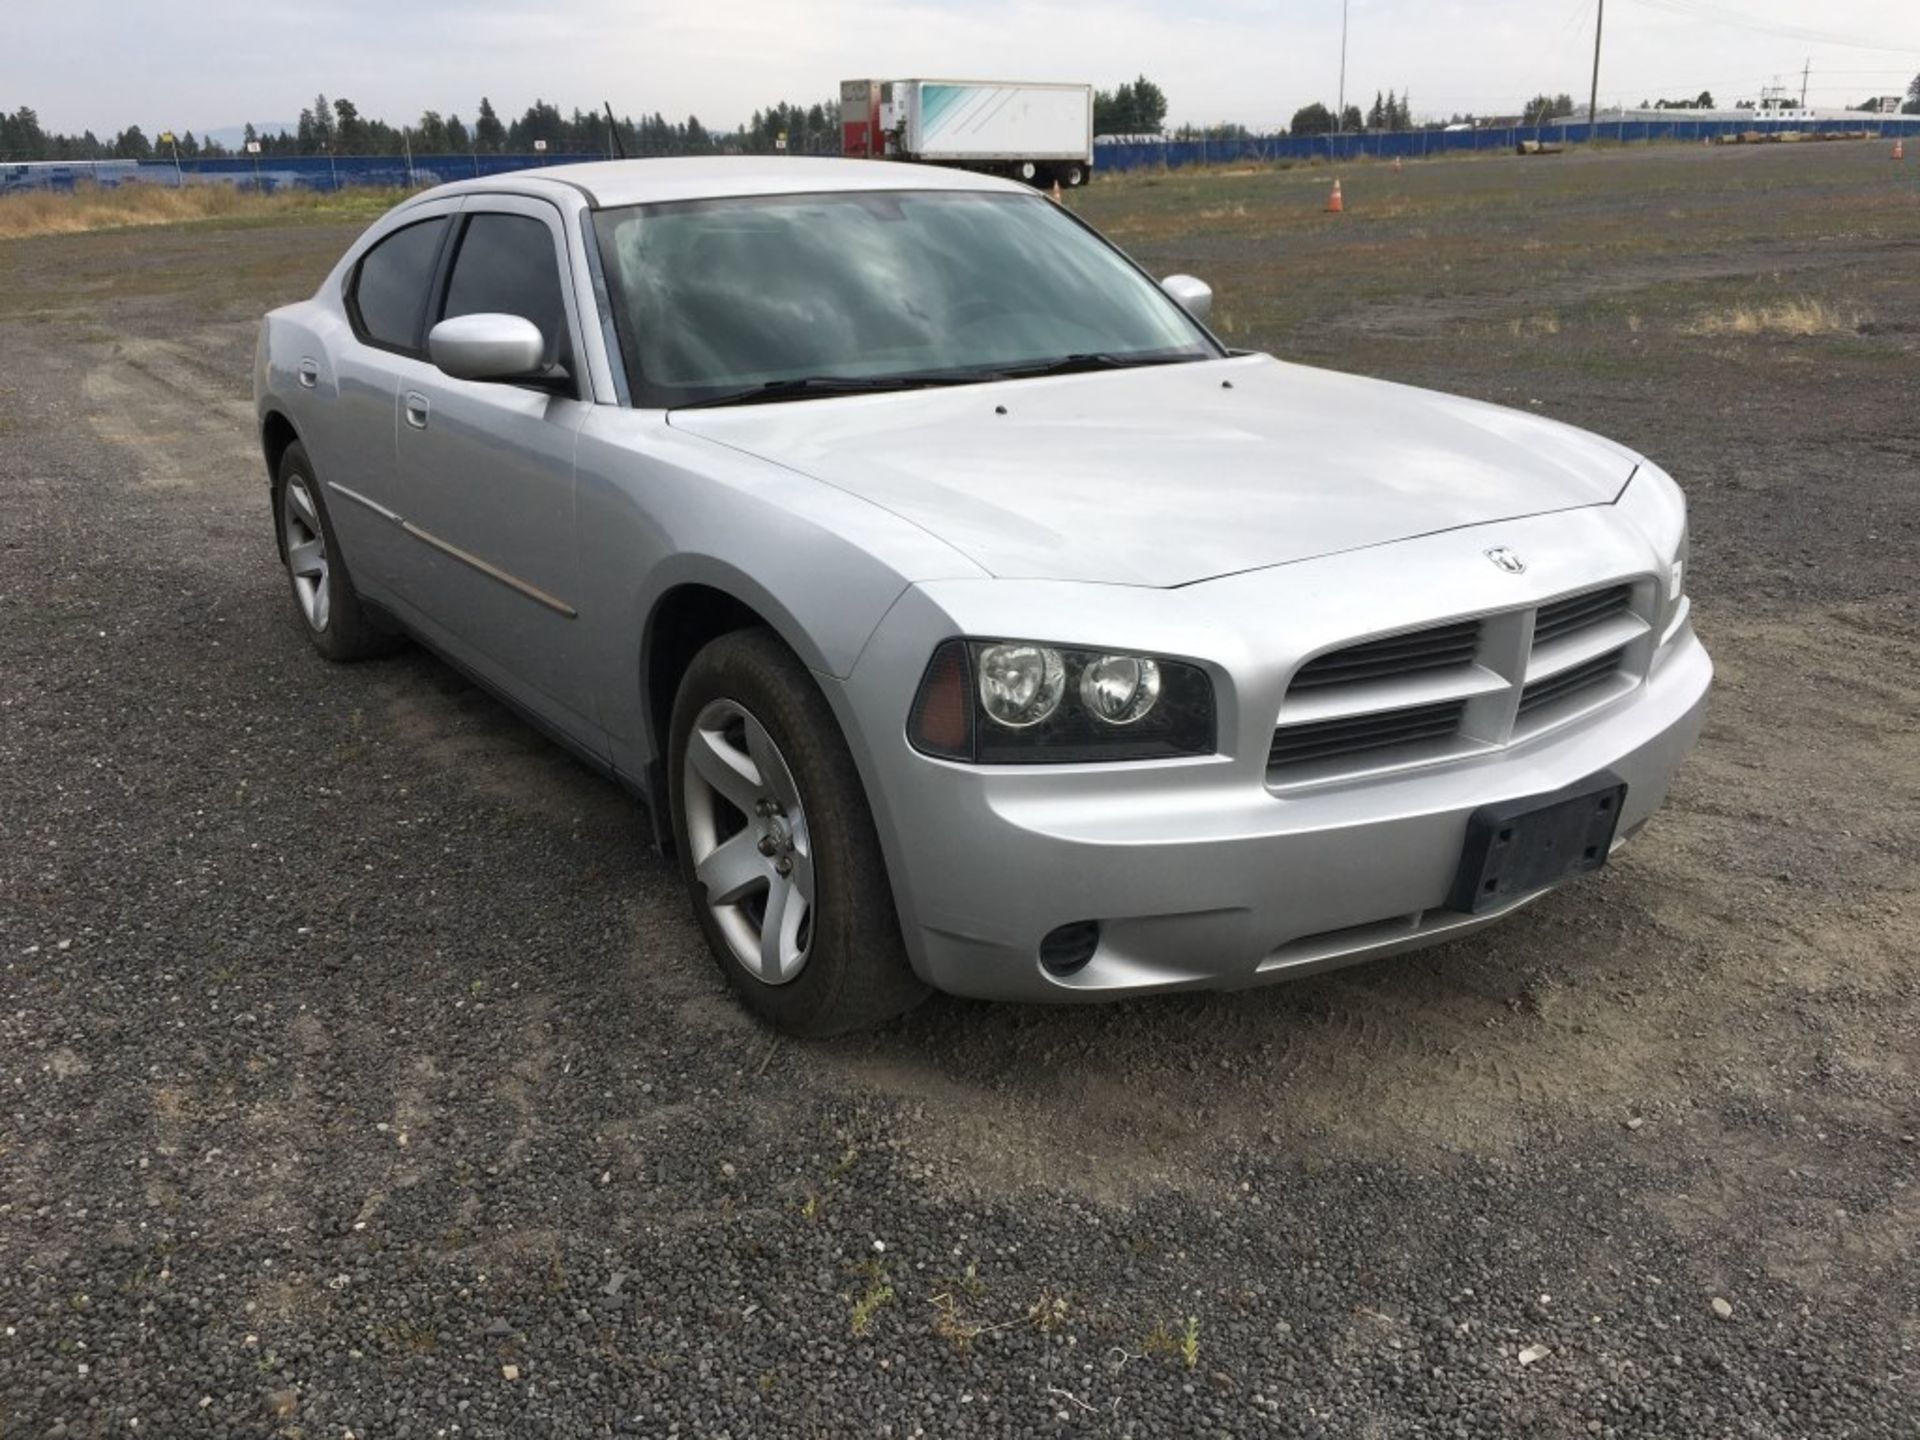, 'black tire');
668,628,927,1036
1062,162,1086,188
272,440,399,662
